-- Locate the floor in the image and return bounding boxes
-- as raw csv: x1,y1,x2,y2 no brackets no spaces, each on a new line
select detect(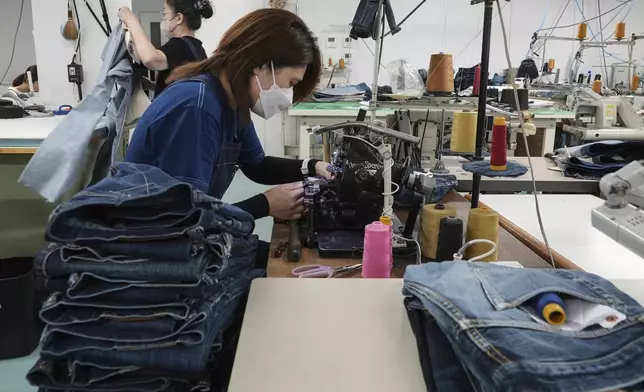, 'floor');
0,173,272,392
